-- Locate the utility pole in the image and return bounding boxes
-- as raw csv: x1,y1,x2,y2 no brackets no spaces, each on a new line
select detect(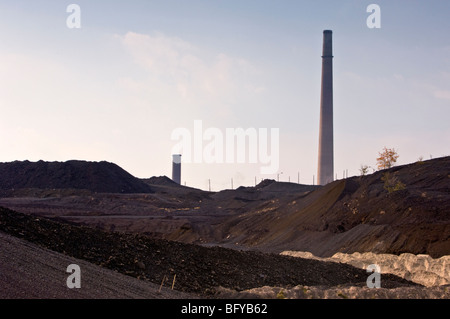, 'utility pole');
277,172,283,182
